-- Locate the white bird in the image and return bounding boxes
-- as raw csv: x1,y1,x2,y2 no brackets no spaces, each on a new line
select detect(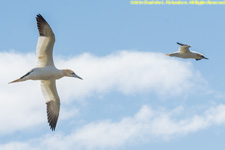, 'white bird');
9,14,82,131
165,42,208,61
